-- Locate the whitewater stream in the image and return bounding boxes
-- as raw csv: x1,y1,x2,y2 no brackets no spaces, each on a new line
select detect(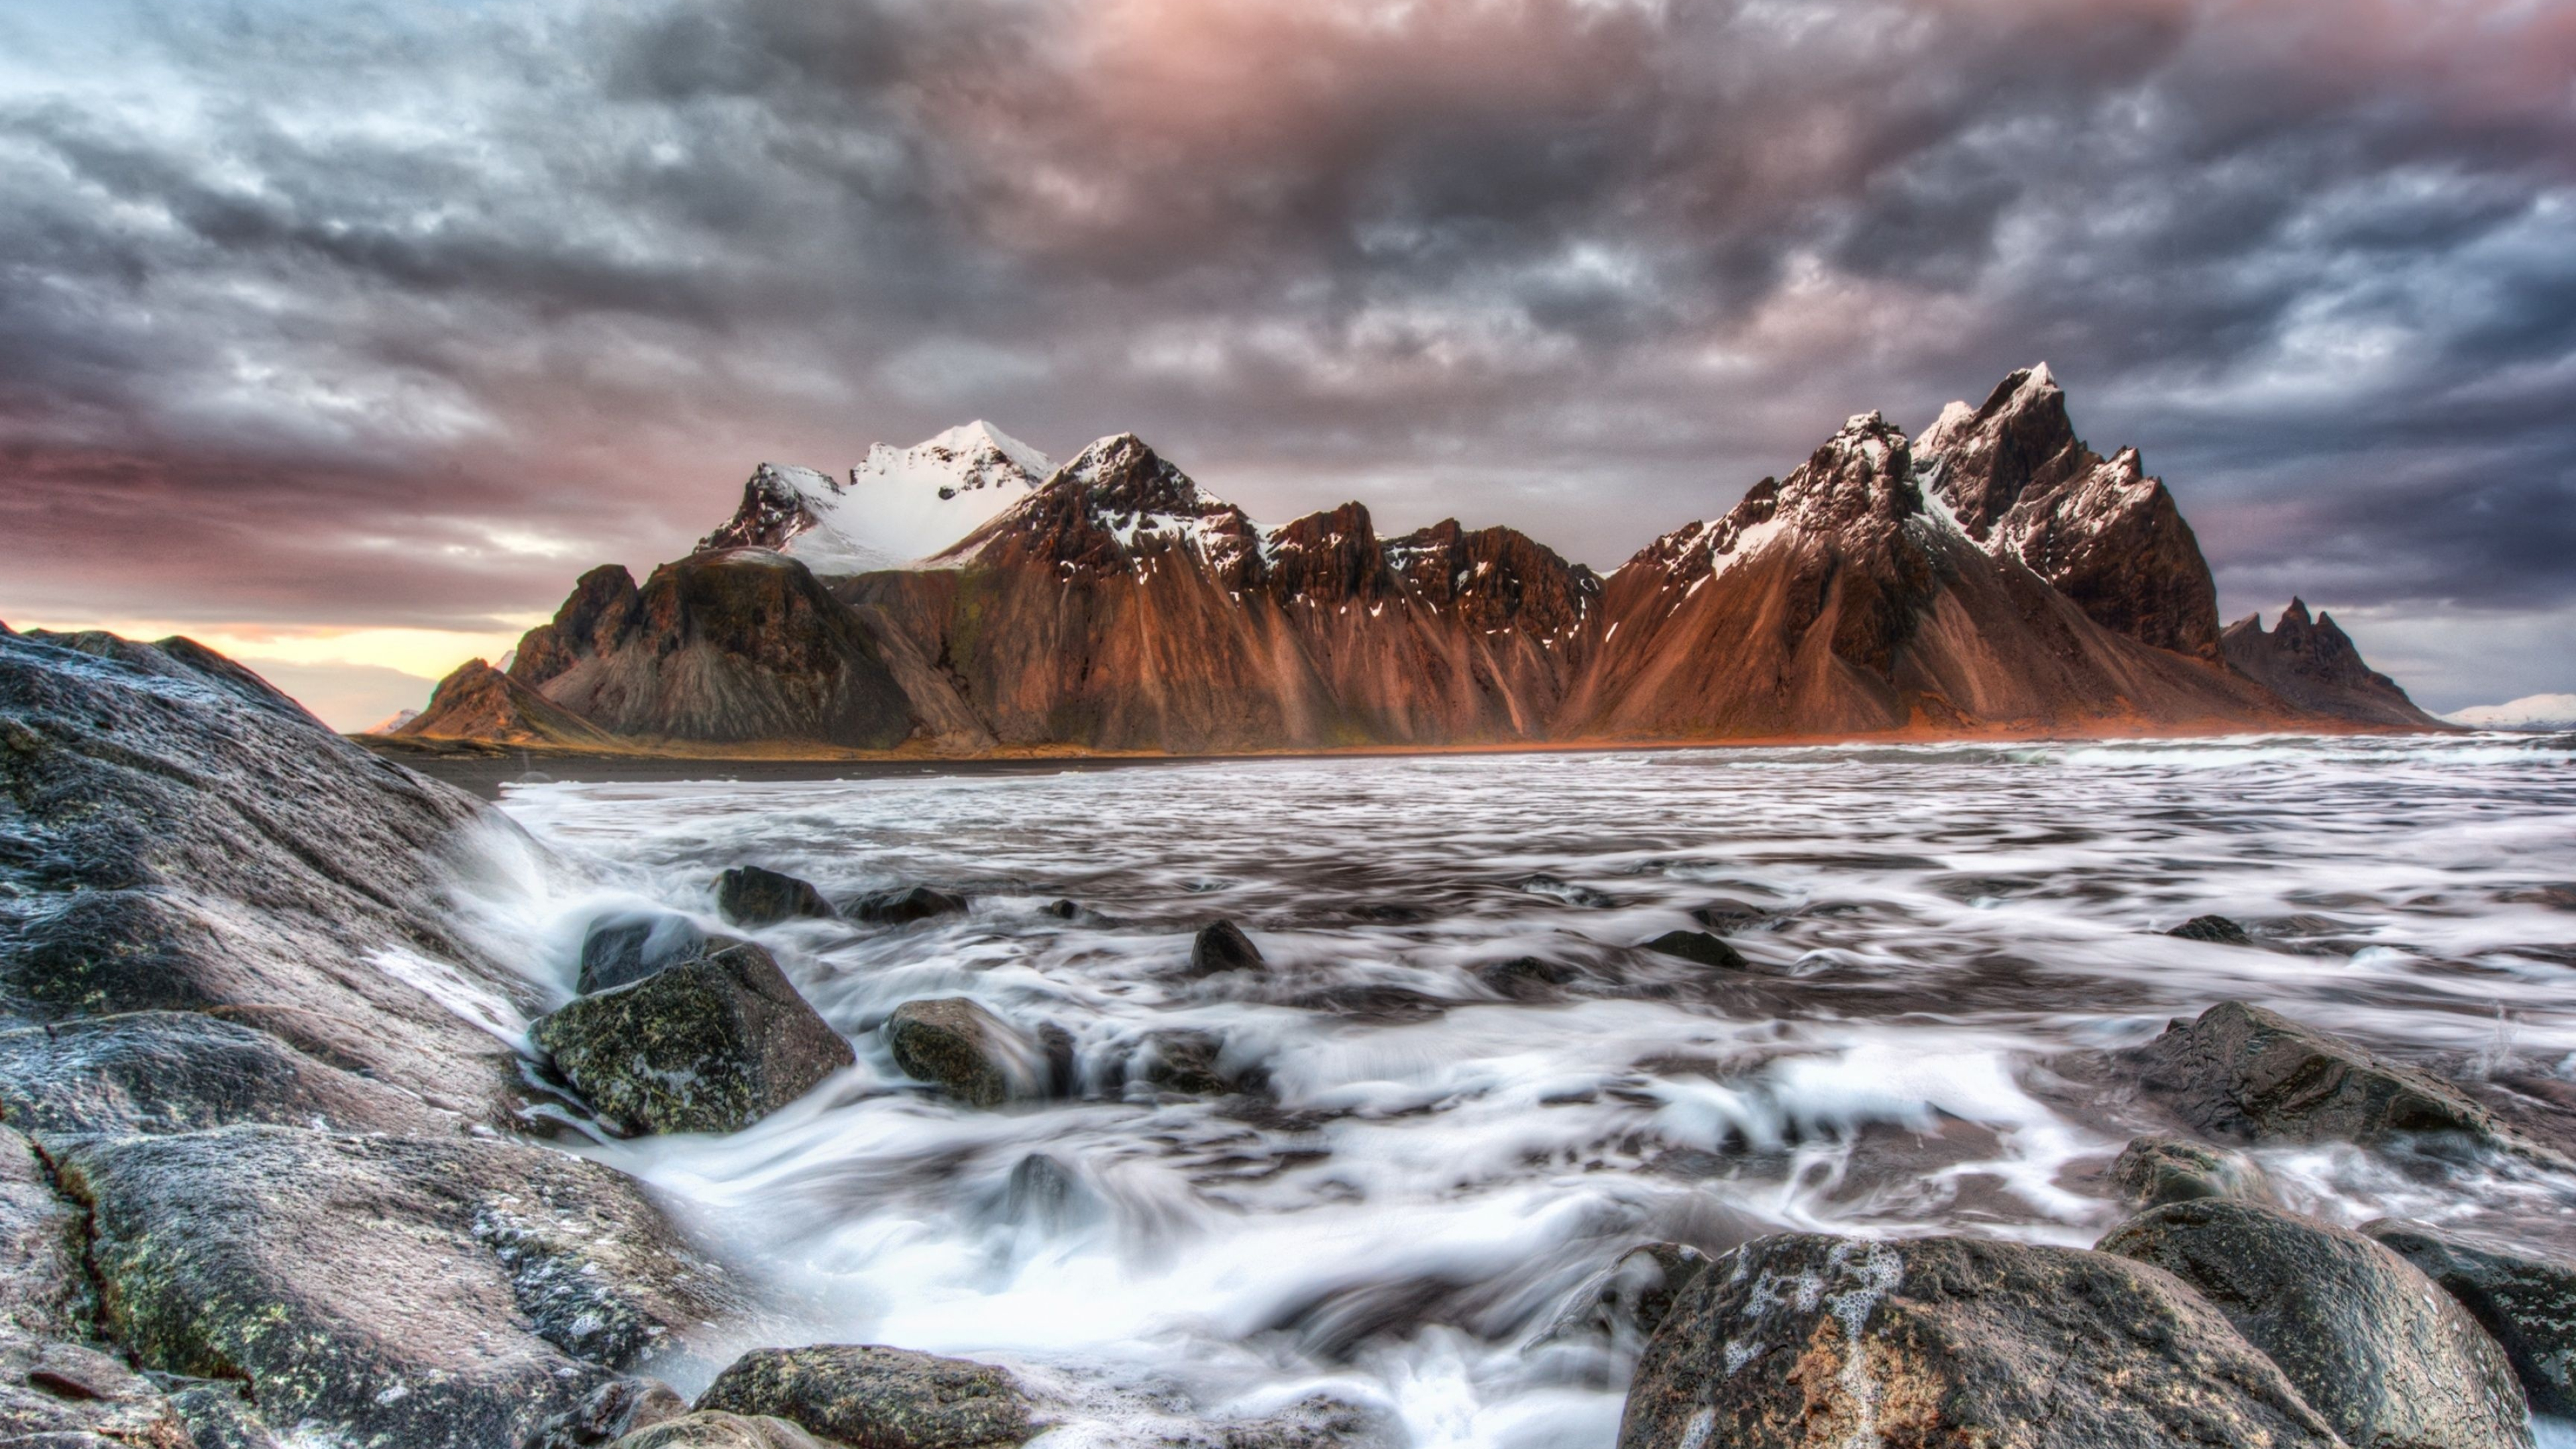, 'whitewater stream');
441,735,2576,1448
